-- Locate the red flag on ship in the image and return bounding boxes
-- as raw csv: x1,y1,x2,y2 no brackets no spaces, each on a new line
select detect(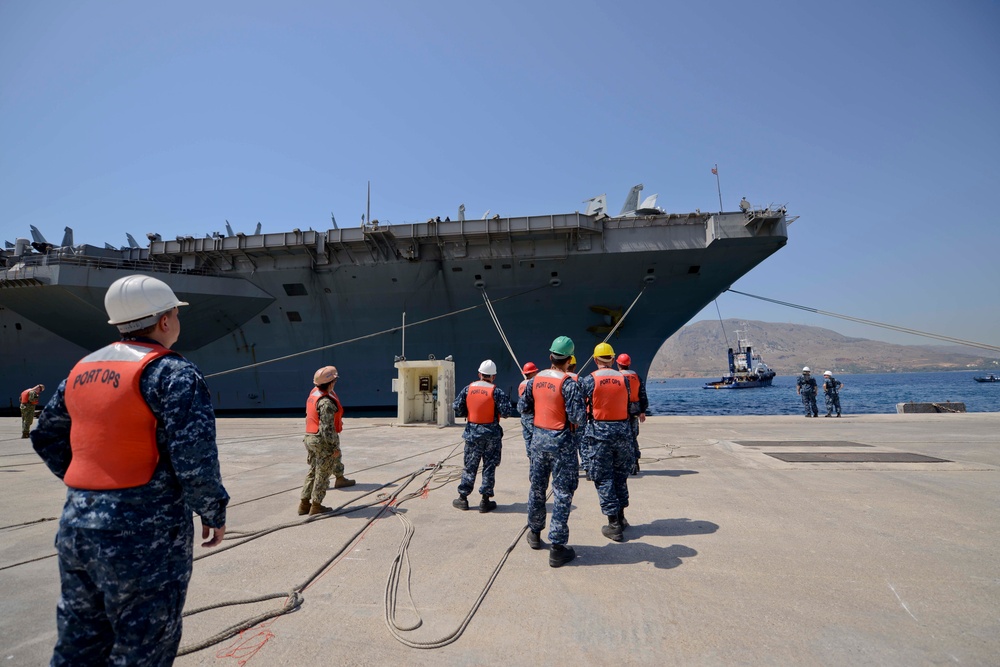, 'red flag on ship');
711,167,718,175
